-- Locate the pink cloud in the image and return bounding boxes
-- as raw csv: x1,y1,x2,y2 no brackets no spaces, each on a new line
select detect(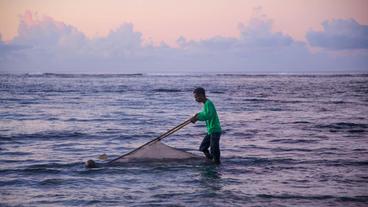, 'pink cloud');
14,11,86,49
